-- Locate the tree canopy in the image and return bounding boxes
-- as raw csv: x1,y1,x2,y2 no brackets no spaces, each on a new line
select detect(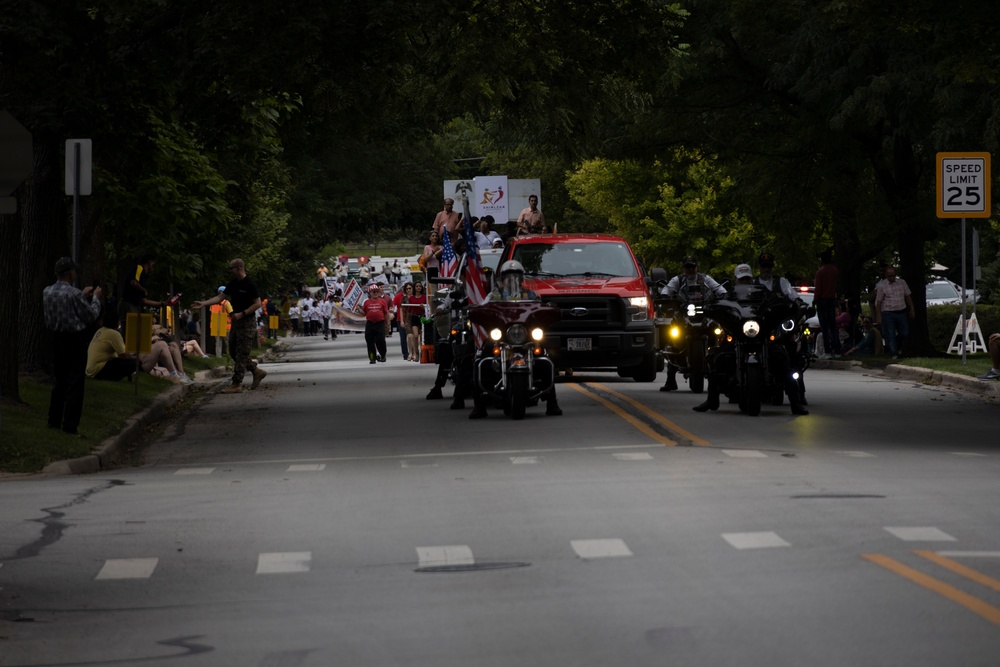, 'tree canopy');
2,0,999,401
